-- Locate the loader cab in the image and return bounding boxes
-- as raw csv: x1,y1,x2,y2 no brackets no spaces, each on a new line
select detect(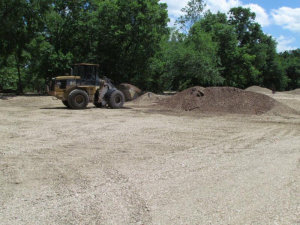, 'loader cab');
71,63,100,85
